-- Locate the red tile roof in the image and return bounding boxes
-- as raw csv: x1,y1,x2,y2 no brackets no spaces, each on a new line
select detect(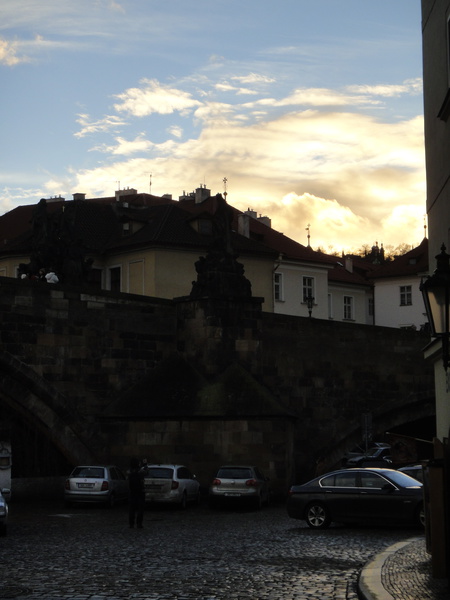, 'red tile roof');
367,238,429,280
